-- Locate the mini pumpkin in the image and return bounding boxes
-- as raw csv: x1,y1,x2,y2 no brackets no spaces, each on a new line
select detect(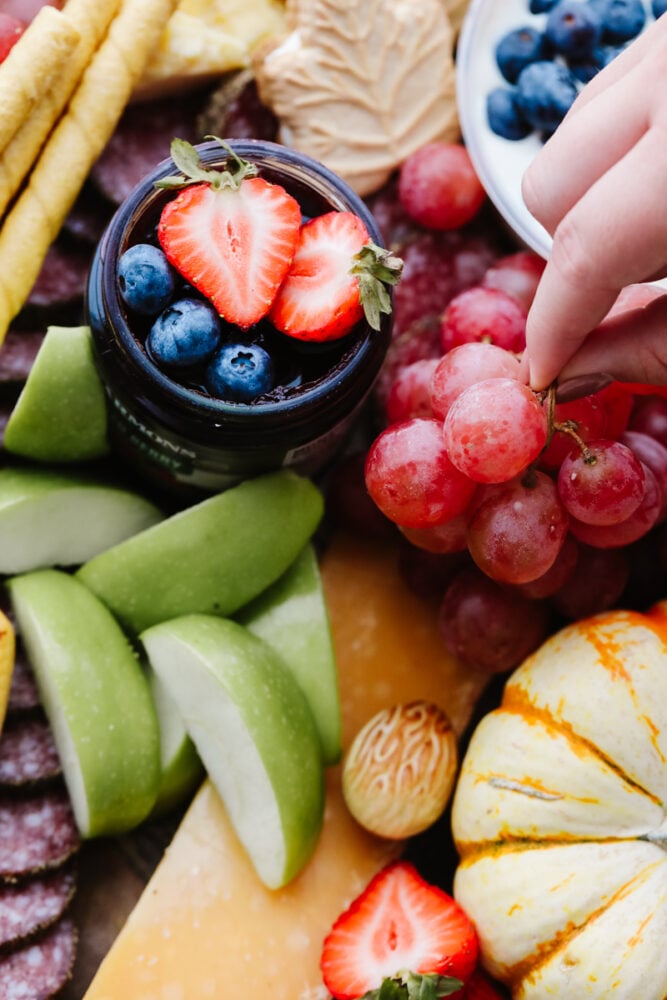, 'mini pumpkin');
452,601,667,999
